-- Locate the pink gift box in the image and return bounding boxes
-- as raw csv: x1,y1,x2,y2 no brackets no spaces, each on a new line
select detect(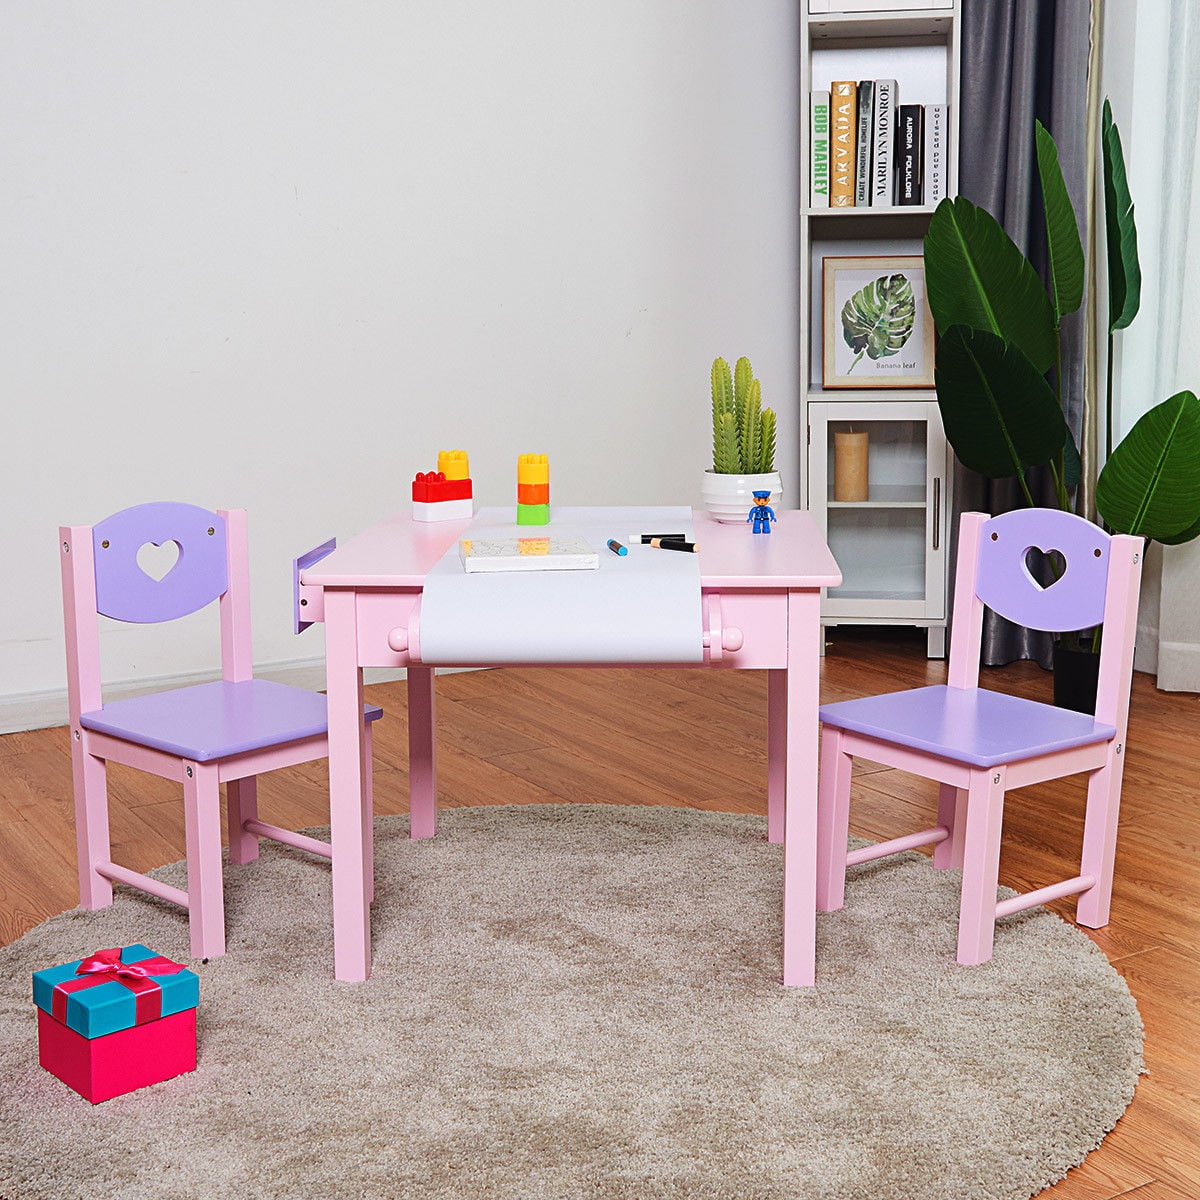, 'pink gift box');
37,1007,197,1104
33,946,198,1103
